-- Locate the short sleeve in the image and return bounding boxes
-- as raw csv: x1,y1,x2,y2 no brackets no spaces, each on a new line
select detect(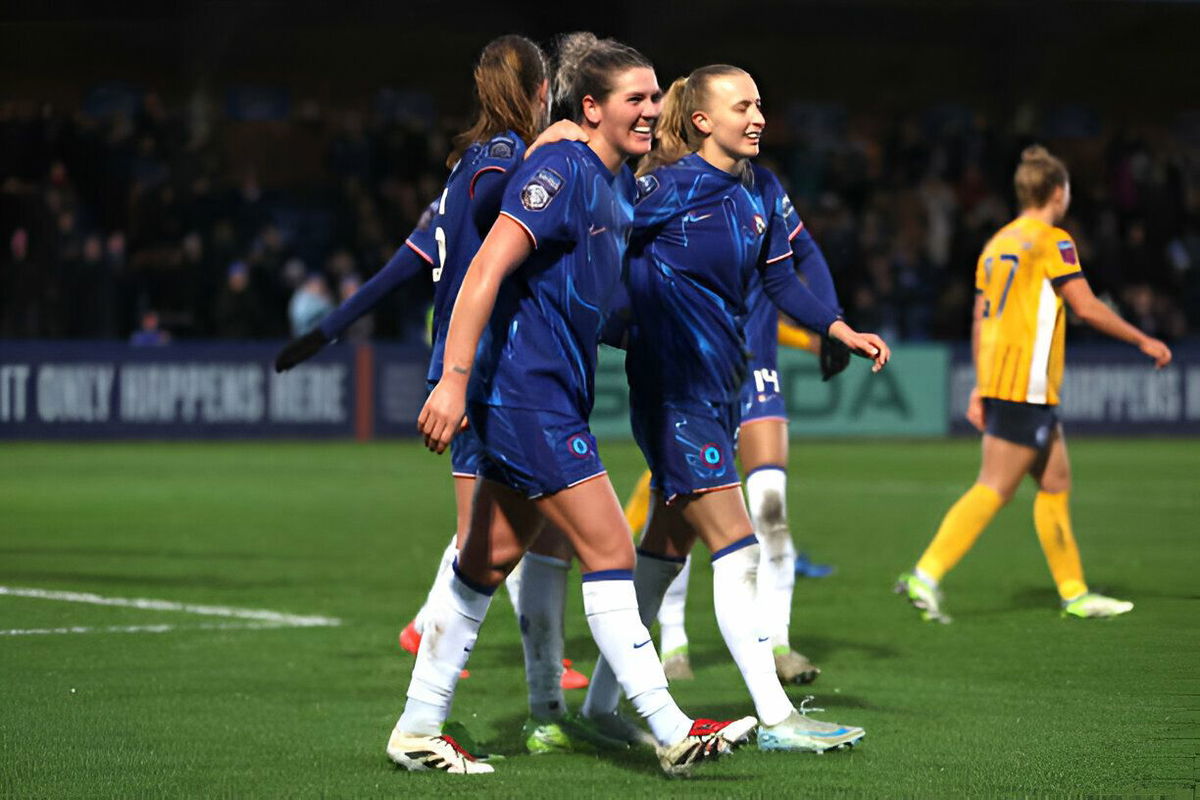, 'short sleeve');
466,135,525,235
499,146,576,249
779,189,804,241
404,226,436,266
974,252,987,292
1046,229,1085,286
757,168,793,265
